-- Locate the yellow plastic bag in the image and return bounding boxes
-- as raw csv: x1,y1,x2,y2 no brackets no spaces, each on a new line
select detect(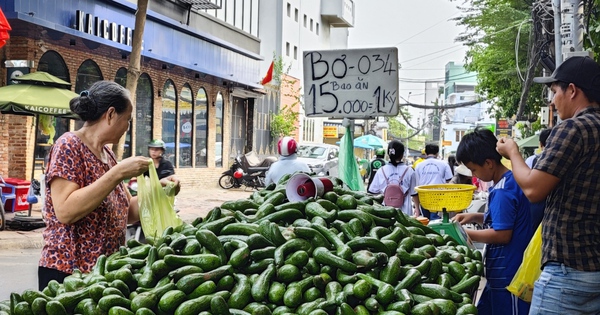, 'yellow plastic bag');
506,224,542,302
137,160,182,238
